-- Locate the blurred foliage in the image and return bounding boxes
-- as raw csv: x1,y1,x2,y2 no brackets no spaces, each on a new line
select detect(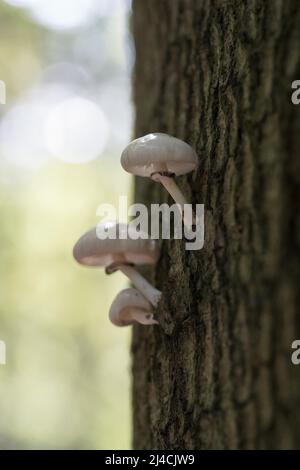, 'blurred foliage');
0,2,44,99
0,0,132,449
